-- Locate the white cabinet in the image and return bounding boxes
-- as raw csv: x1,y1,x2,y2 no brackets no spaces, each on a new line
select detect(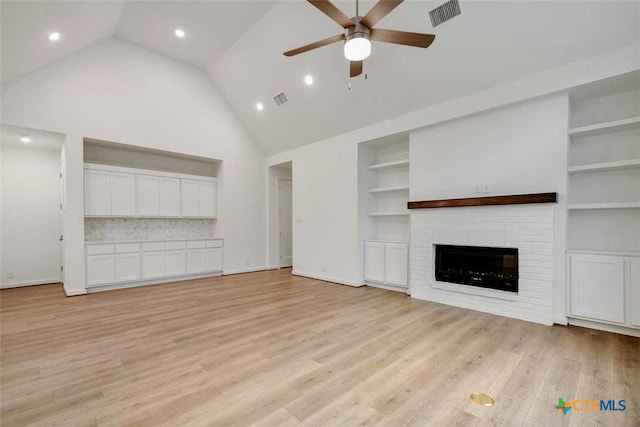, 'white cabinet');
385,243,409,287
182,179,216,218
159,178,181,217
137,175,160,216
629,258,640,327
143,250,165,279
86,239,223,289
84,169,110,216
166,250,186,276
205,248,223,272
364,241,385,283
570,254,624,323
84,164,215,219
115,252,140,282
364,241,409,289
87,254,115,286
110,172,136,216
187,249,206,274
